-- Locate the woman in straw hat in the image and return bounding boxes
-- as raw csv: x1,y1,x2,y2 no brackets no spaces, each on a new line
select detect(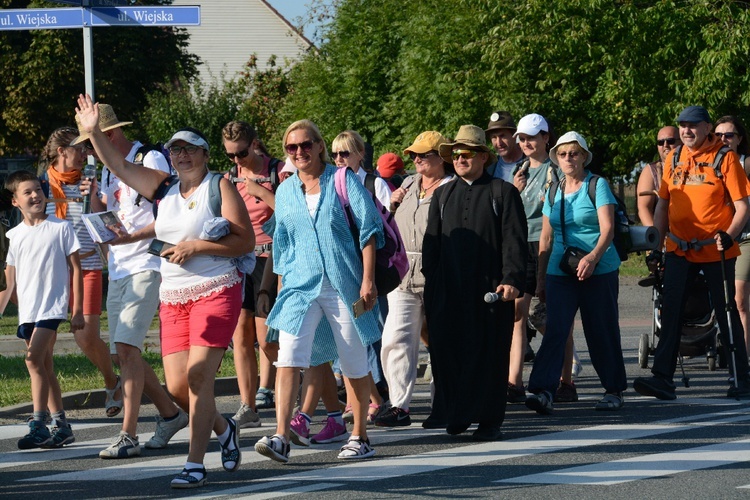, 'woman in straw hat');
76,94,254,489
525,131,627,415
39,126,122,419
